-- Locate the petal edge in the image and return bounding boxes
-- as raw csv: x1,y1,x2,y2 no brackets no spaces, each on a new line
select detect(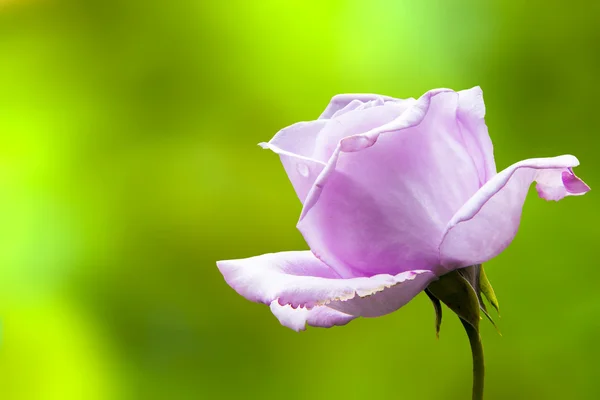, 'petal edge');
217,251,436,327
439,155,589,269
